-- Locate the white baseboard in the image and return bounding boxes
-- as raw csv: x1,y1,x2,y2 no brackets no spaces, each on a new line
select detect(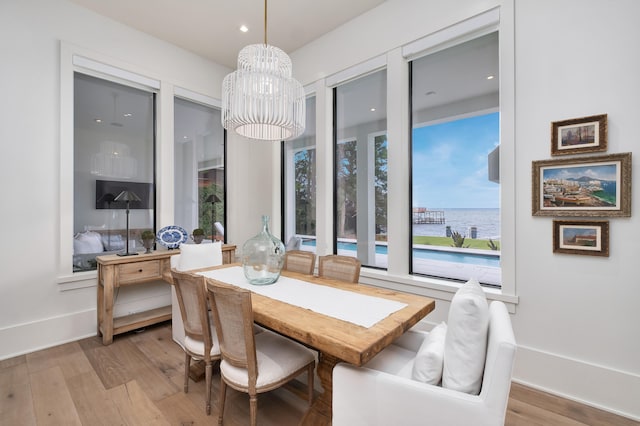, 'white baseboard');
513,344,640,422
0,309,97,360
0,291,172,361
